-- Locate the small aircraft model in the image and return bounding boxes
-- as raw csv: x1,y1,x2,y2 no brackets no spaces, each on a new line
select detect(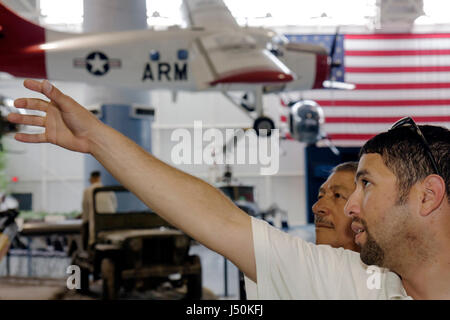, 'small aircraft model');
0,0,344,135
